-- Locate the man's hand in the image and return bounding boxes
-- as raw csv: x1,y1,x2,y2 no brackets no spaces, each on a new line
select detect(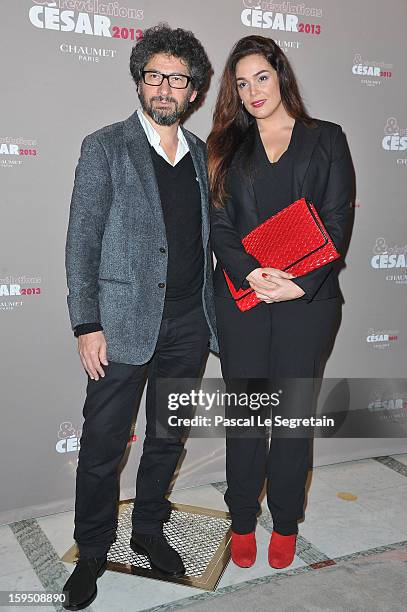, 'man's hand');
246,268,305,303
78,331,108,381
